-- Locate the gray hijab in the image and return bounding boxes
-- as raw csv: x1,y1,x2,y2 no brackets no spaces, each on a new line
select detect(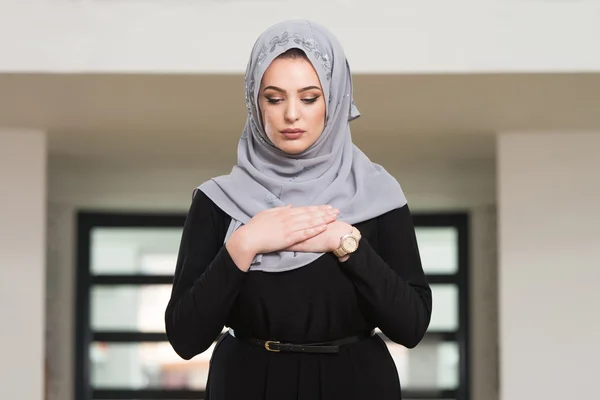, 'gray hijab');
197,19,407,272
